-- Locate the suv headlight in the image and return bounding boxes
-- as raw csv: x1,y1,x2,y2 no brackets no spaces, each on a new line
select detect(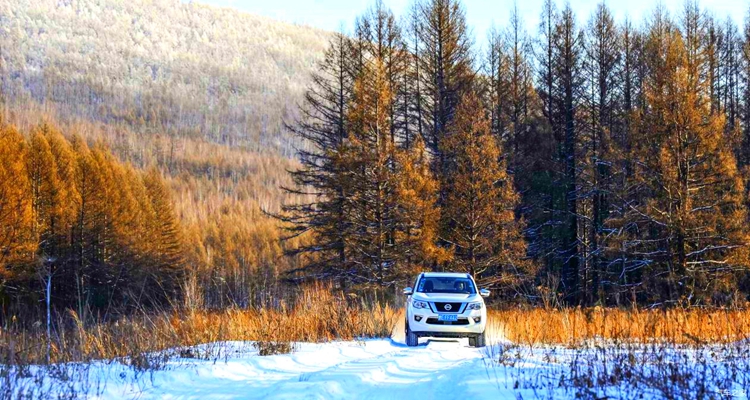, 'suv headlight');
412,300,429,309
468,302,483,310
